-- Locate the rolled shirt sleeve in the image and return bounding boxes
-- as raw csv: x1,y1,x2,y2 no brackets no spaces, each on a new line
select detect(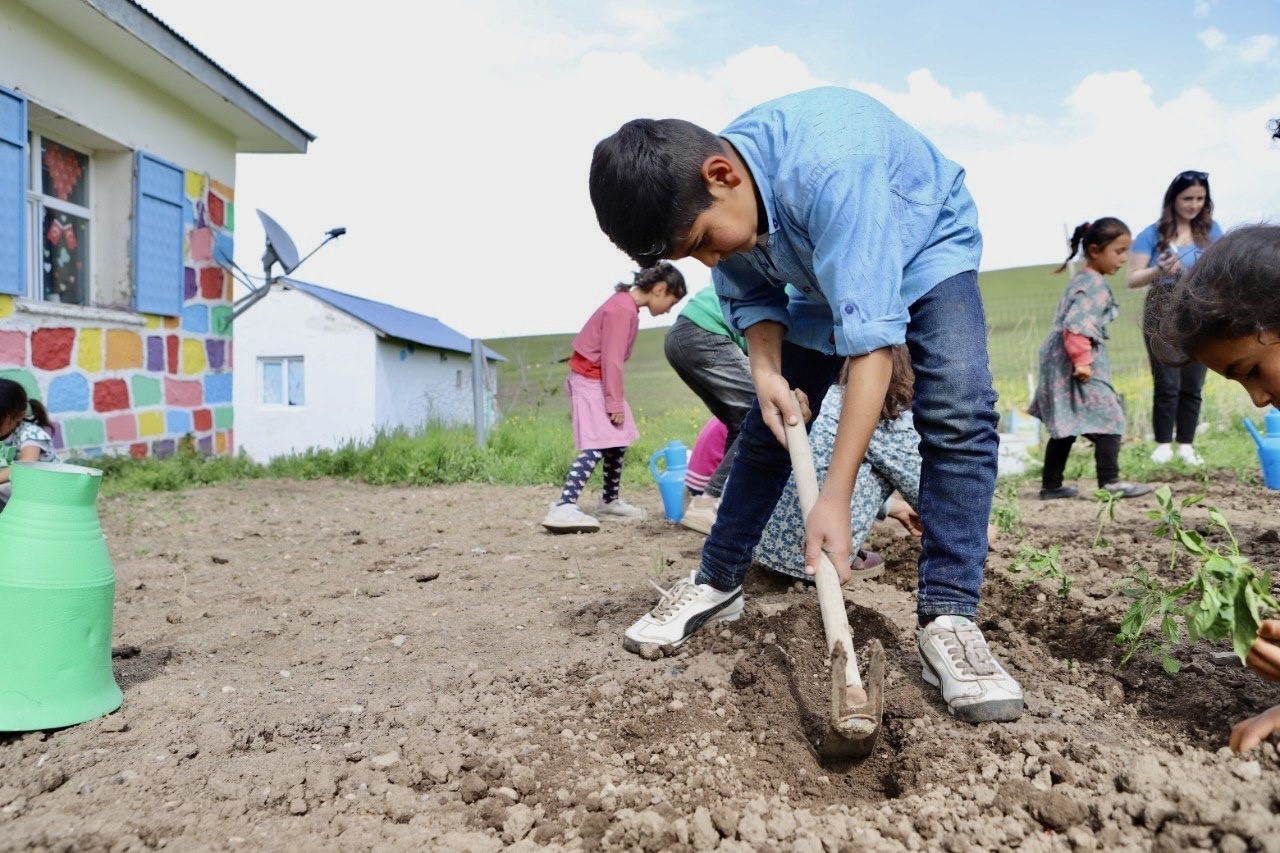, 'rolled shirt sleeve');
713,257,790,336
805,157,909,356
